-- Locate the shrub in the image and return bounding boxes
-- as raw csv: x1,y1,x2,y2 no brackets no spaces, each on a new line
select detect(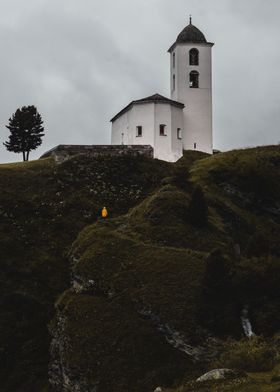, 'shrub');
188,185,208,227
172,165,190,189
204,248,232,290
